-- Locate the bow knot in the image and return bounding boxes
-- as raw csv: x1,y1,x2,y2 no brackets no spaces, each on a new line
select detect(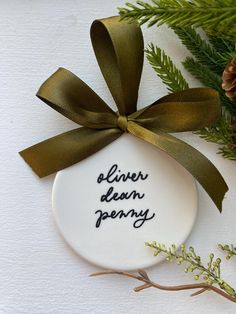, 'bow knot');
117,114,128,132
19,16,228,212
